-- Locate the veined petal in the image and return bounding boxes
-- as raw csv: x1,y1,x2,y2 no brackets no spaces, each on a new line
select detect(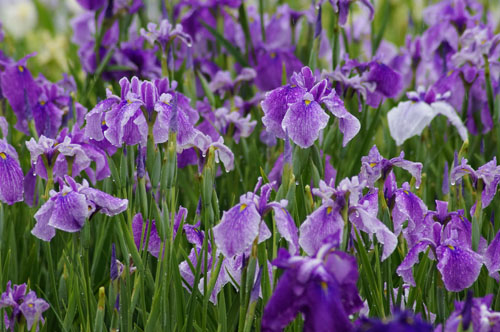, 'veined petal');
282,97,329,149
261,85,305,139
213,203,261,258
436,243,483,292
396,240,434,286
321,91,360,146
80,187,128,216
299,202,343,256
47,191,89,233
0,148,24,205
32,199,57,241
272,205,299,255
431,101,468,142
350,207,397,260
485,230,500,280
387,101,435,146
